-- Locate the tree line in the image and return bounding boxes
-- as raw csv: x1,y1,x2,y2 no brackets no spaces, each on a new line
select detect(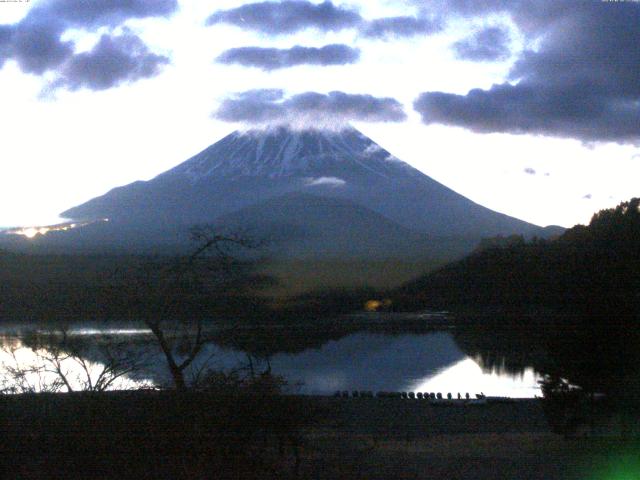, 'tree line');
396,199,640,432
397,197,640,318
